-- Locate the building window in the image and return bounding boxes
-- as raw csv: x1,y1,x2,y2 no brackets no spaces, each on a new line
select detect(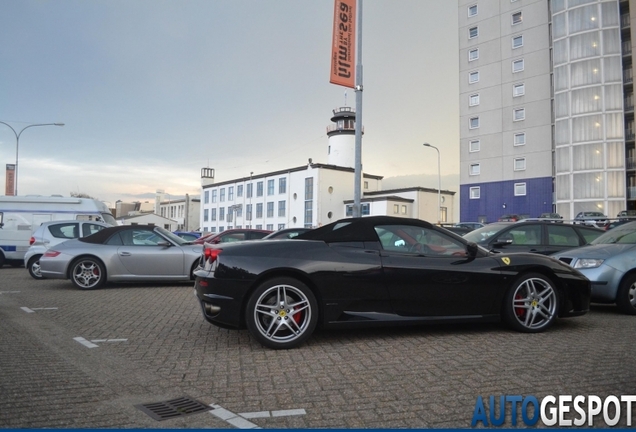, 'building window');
279,178,286,194
255,225,262,230
220,188,225,202
246,183,253,198
513,59,524,72
512,11,522,25
203,209,209,222
236,205,242,217
211,208,217,221
256,203,263,218
364,181,369,189
237,185,243,197
267,202,274,218
304,201,313,228
267,179,274,195
204,191,209,204
513,108,525,121
219,207,225,221
246,204,252,220
278,224,285,230
305,177,314,200
470,163,481,175
469,117,480,129
211,190,217,203
469,26,478,39
401,205,407,215
393,204,399,214
278,200,286,217
468,4,477,17
469,48,479,61
266,224,274,231
228,186,234,201
469,71,479,83
514,183,527,196
227,207,234,222
514,158,526,171
514,132,526,146
361,203,370,216
512,35,523,49
470,187,481,199
304,177,313,228
256,181,263,197
469,139,480,152
513,83,525,97
469,93,480,106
